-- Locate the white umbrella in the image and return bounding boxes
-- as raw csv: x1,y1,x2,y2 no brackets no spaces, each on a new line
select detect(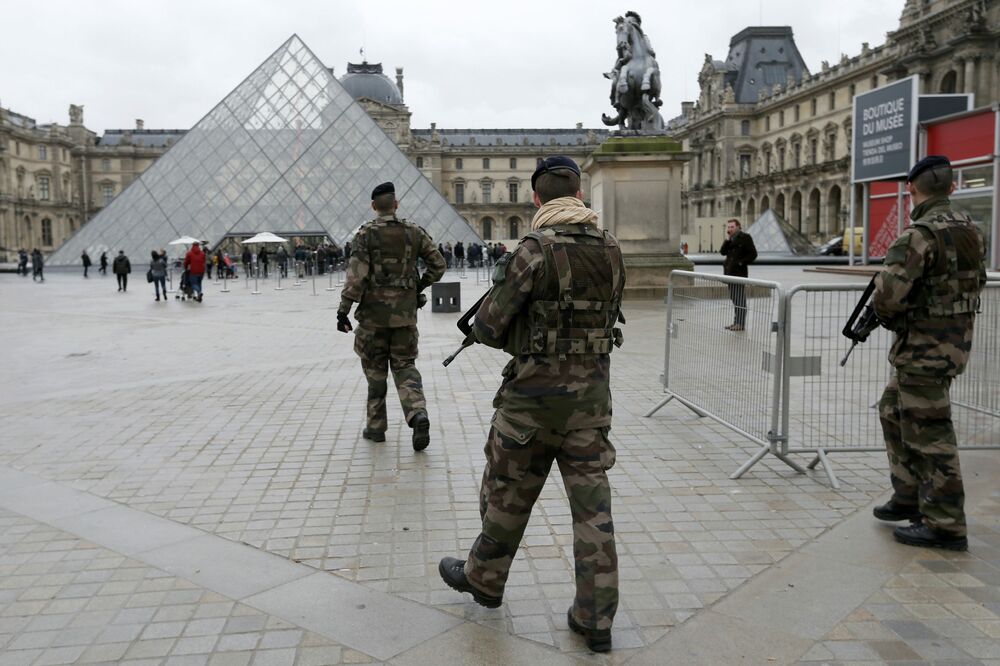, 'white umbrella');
168,235,202,246
242,232,288,244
